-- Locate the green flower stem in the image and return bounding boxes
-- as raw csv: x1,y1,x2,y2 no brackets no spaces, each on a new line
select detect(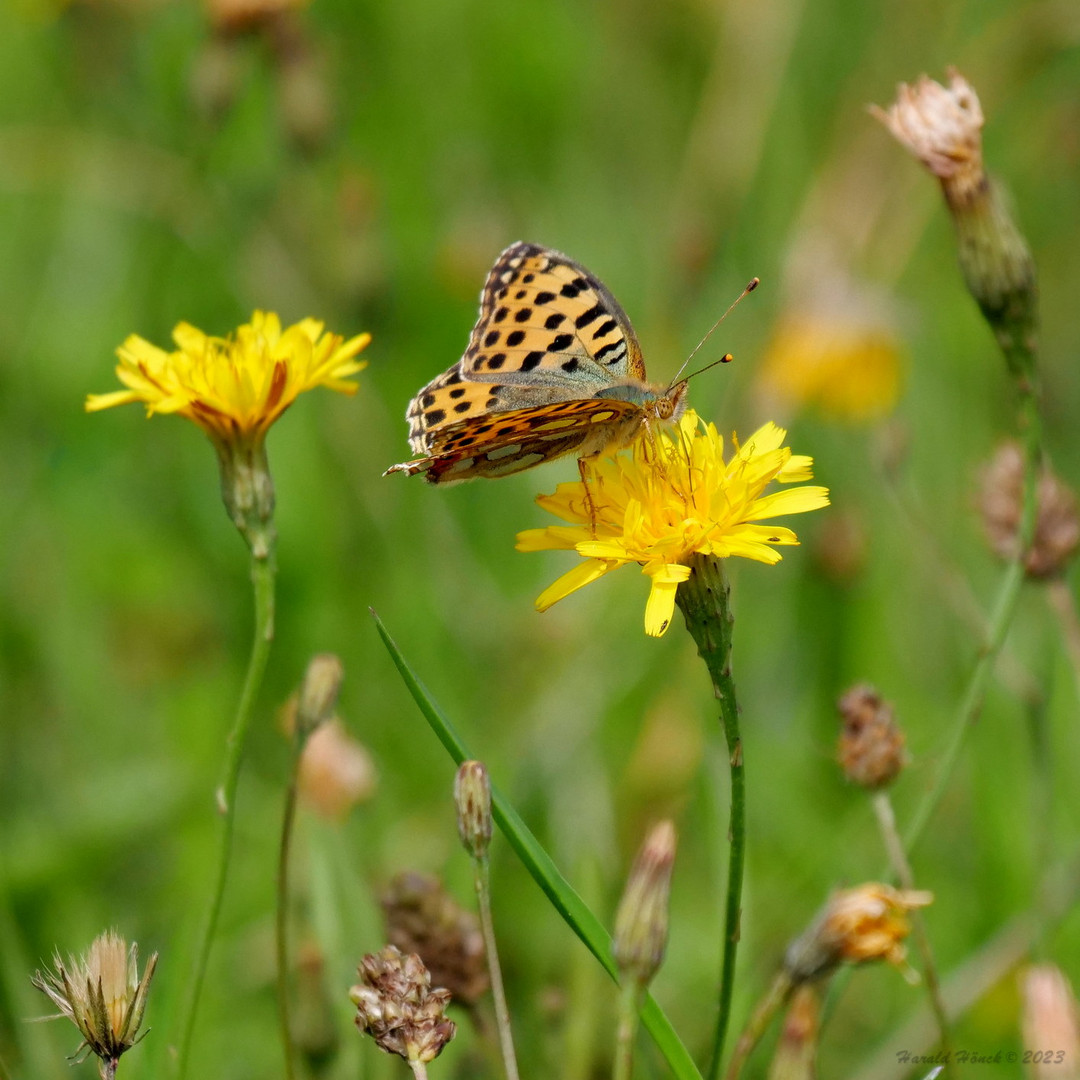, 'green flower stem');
722,972,792,1080
613,979,643,1080
903,367,1041,857
674,554,743,1080
176,549,276,1078
871,791,953,1076
472,854,520,1080
409,1061,429,1080
276,725,303,1080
